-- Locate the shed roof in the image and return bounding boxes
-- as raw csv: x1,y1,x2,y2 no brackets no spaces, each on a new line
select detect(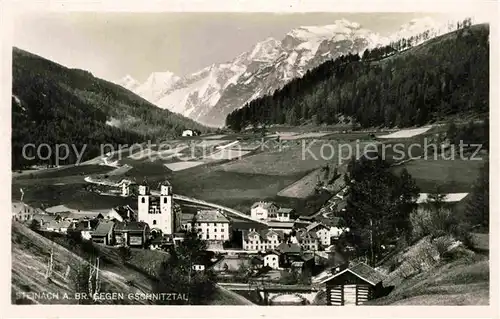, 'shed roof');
267,221,294,228
277,243,302,254
319,262,385,286
277,207,294,214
